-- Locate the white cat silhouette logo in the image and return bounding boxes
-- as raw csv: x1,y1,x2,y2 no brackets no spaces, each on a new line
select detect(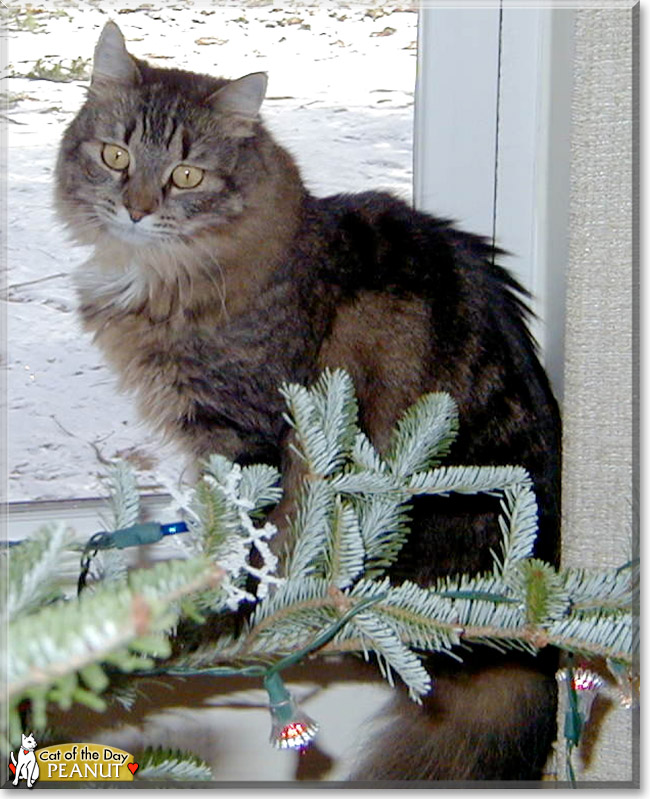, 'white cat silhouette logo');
10,733,40,787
